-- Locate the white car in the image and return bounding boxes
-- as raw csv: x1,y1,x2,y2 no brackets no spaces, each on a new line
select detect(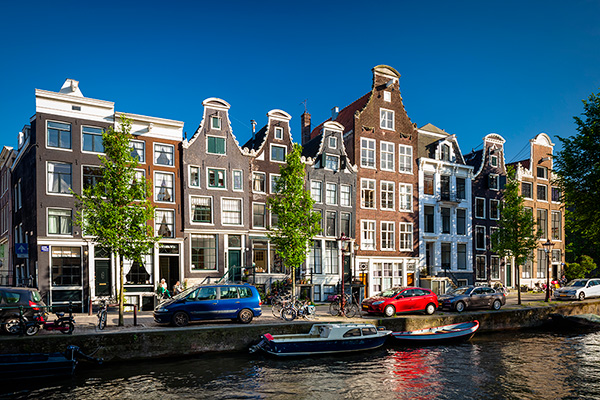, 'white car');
554,279,600,301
